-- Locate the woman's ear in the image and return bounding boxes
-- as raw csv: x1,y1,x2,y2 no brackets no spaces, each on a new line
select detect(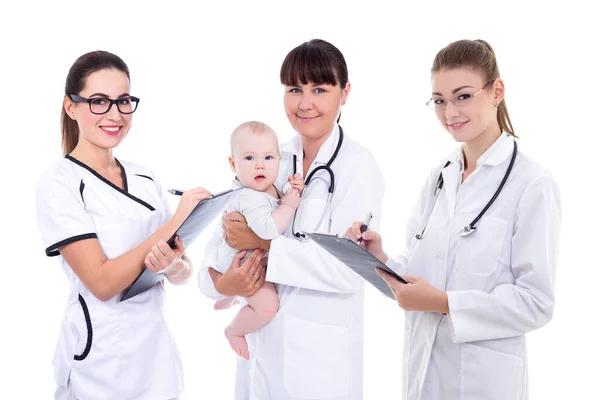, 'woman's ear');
341,81,351,105
64,96,76,120
493,78,505,107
